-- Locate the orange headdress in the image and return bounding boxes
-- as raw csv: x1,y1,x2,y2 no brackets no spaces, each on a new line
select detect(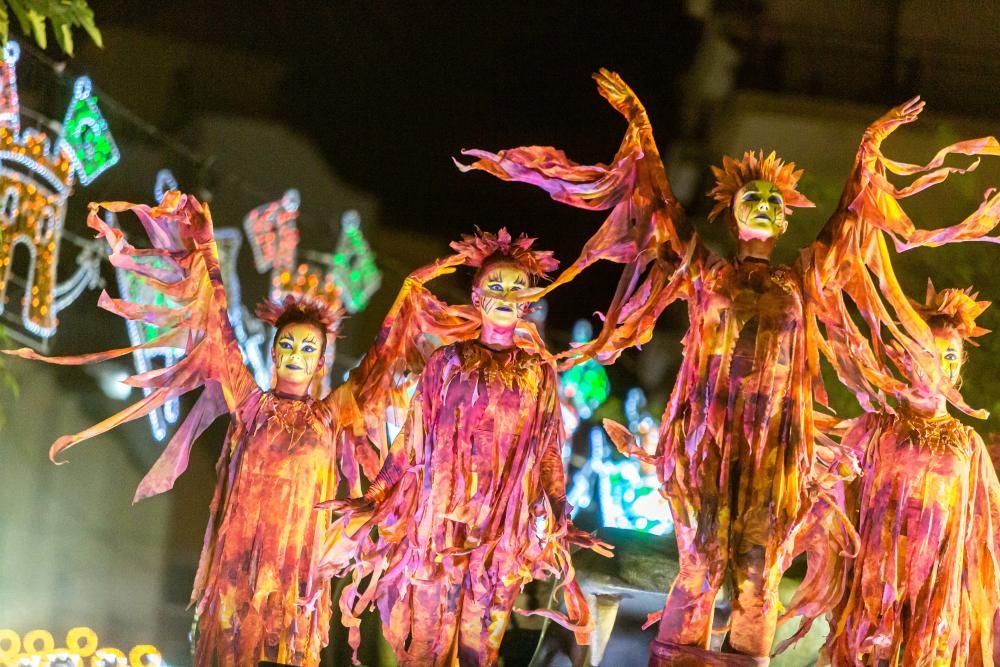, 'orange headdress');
707,150,815,222
911,280,991,345
450,227,559,278
255,293,345,337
